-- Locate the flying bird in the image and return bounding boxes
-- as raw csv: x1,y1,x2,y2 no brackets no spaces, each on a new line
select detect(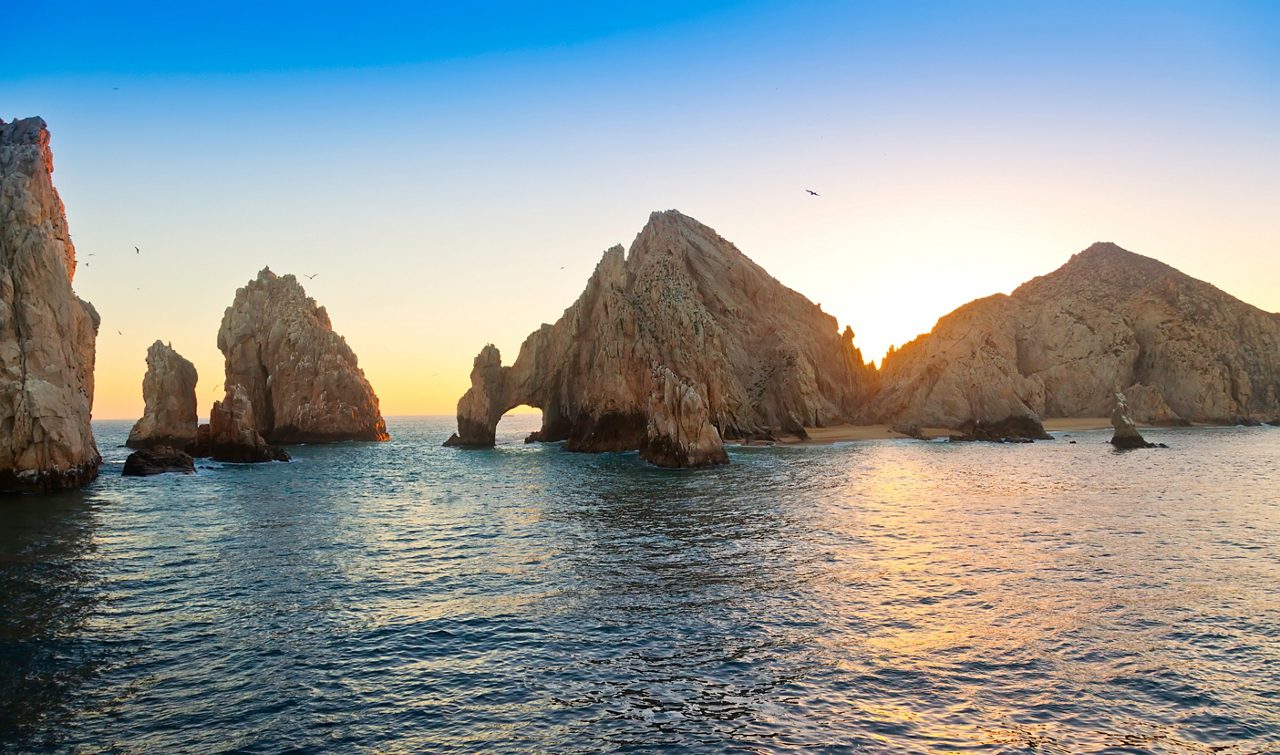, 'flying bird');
134,246,140,254
304,273,319,280
116,330,122,335
805,189,820,197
